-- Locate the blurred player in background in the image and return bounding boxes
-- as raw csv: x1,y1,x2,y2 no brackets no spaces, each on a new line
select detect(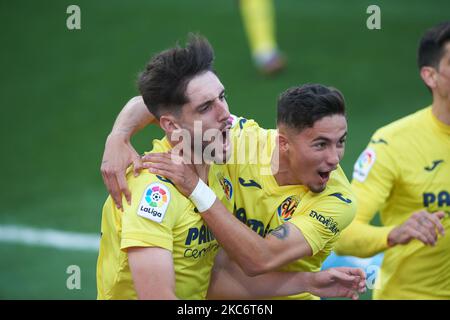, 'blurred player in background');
240,0,285,75
335,21,450,299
